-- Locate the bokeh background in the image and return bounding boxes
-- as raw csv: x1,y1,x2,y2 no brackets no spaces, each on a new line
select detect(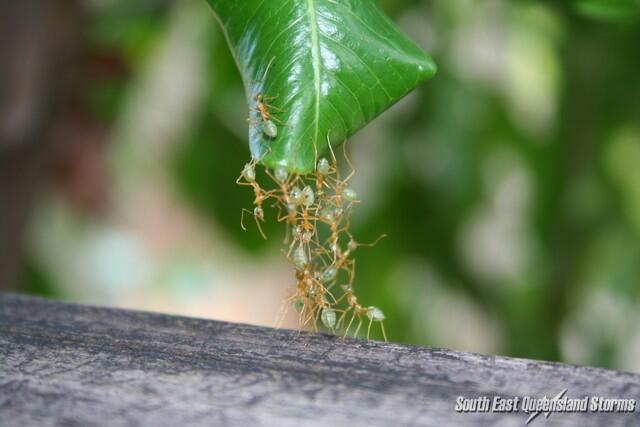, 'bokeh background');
2,0,640,372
